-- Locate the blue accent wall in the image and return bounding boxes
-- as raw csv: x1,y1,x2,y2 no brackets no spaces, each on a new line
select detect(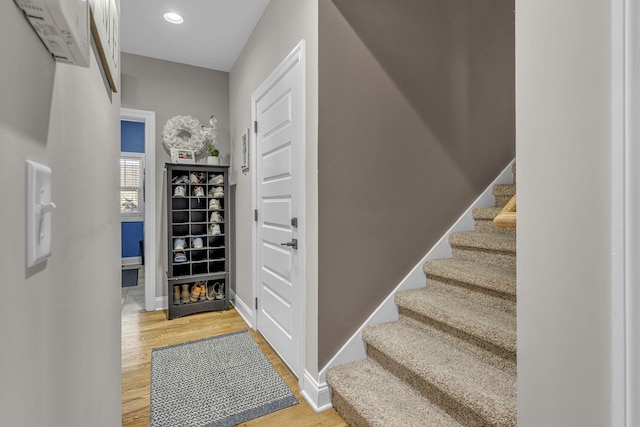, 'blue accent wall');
121,121,145,153
122,222,144,257
121,120,145,259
